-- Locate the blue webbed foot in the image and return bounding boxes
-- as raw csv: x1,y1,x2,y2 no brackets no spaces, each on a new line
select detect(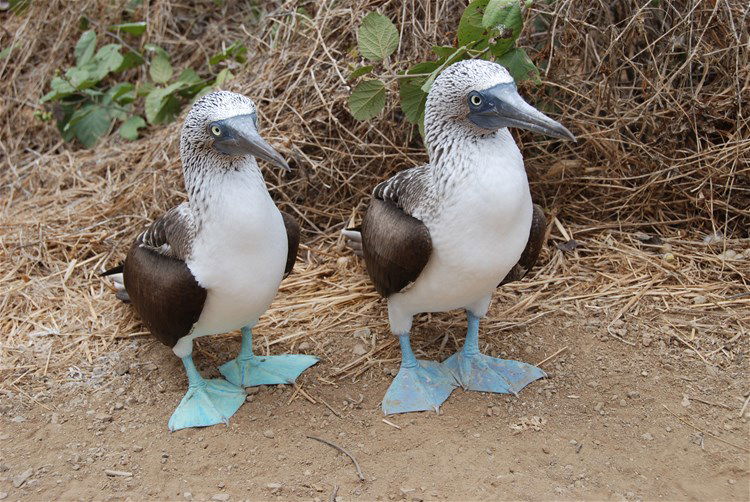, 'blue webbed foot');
219,326,318,387
442,310,545,395
220,353,319,387
442,351,545,395
382,359,456,415
168,356,246,432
